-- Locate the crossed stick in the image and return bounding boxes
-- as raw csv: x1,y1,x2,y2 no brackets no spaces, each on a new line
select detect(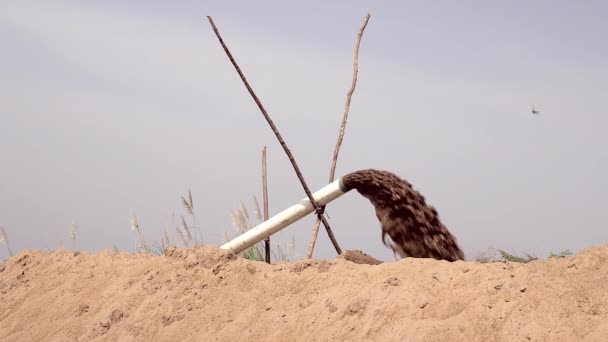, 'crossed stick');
207,14,370,257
